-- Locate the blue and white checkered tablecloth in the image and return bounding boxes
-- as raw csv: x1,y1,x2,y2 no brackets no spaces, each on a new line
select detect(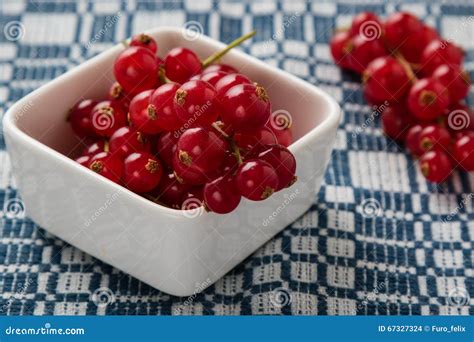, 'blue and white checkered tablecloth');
0,0,473,315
